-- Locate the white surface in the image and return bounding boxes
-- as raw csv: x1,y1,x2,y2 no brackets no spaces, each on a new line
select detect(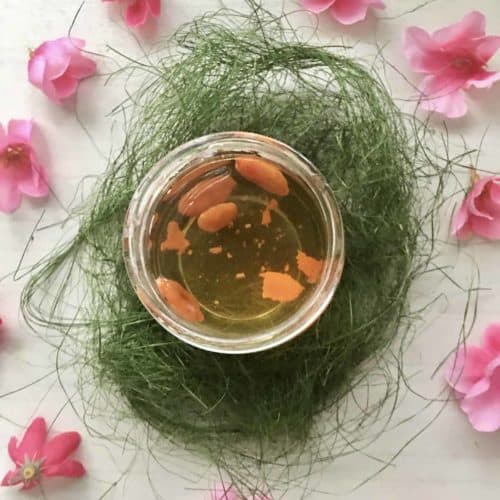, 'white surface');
1,1,500,499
